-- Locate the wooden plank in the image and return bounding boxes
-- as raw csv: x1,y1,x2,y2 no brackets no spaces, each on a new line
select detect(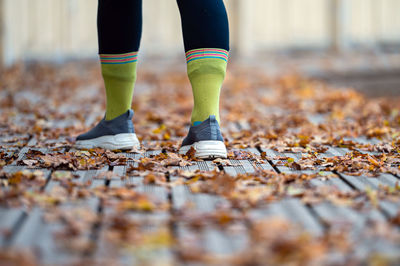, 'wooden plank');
73,167,109,211
310,170,400,224
222,160,256,176
9,167,108,264
239,160,256,174
254,161,276,171
124,152,142,160
171,185,247,255
379,200,399,219
125,175,143,187
312,201,385,232
203,228,239,255
35,136,70,147
261,148,323,175
319,146,342,157
184,190,246,254
2,166,58,260
310,176,353,193
284,198,324,236
0,208,25,245
173,163,199,172
171,185,187,211
311,201,399,259
243,147,260,155
222,164,237,176
12,145,67,167
259,147,356,212
319,145,399,190
338,173,384,191
340,138,383,156
0,134,30,147
345,136,380,145
197,160,216,171
10,143,34,165
260,148,298,174
321,146,350,157
10,208,69,265
366,173,399,188
108,165,125,187
0,166,51,245
144,149,162,157
94,163,172,264
244,148,276,171
170,160,216,172
116,166,168,208
249,198,324,236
